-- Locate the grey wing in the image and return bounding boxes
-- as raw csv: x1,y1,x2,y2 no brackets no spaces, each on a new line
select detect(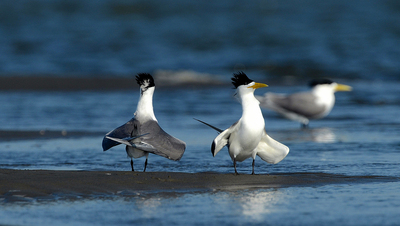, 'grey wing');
262,92,325,118
281,92,326,118
140,120,186,161
102,117,140,151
